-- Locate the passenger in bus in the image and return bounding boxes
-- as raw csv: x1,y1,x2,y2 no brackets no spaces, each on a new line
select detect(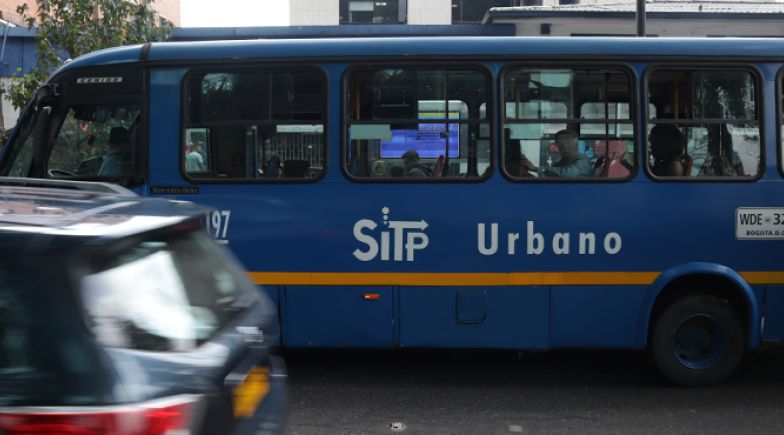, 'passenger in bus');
402,150,431,177
264,155,283,178
649,124,684,177
519,129,593,177
593,140,634,178
97,127,133,177
185,144,206,172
